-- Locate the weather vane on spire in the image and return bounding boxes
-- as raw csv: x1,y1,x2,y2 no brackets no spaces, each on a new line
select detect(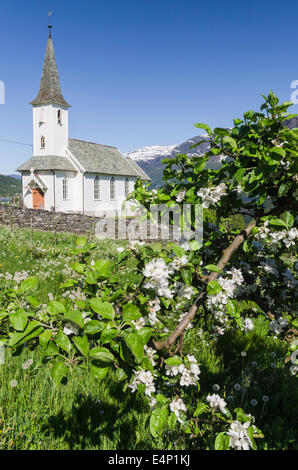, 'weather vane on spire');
48,10,53,38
